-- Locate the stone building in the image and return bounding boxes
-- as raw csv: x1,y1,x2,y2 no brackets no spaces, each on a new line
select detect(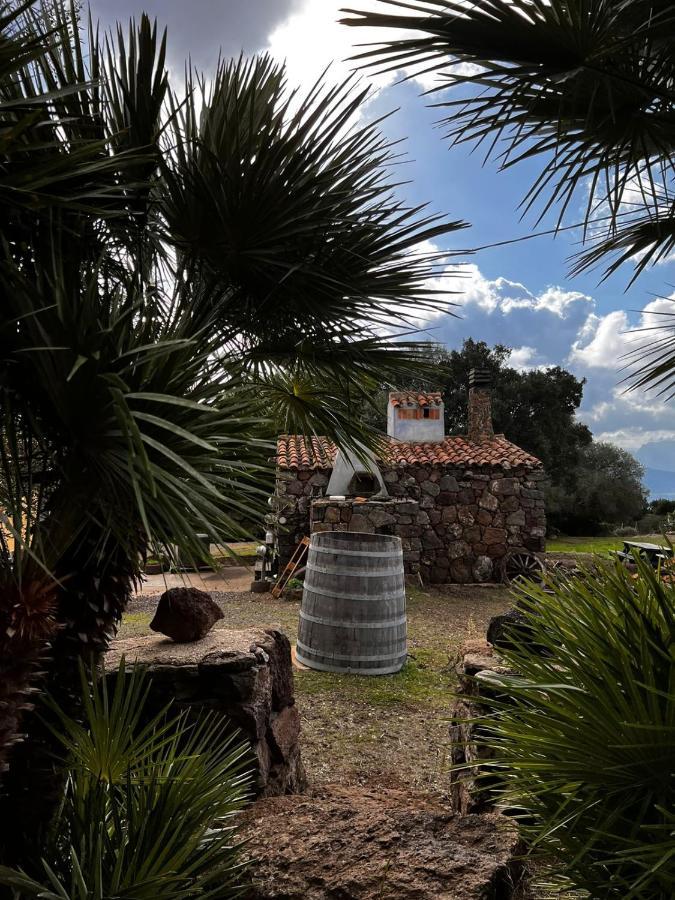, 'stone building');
273,370,546,584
